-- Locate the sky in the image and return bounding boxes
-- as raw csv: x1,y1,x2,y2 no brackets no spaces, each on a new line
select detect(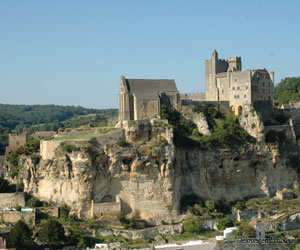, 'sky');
0,0,299,109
